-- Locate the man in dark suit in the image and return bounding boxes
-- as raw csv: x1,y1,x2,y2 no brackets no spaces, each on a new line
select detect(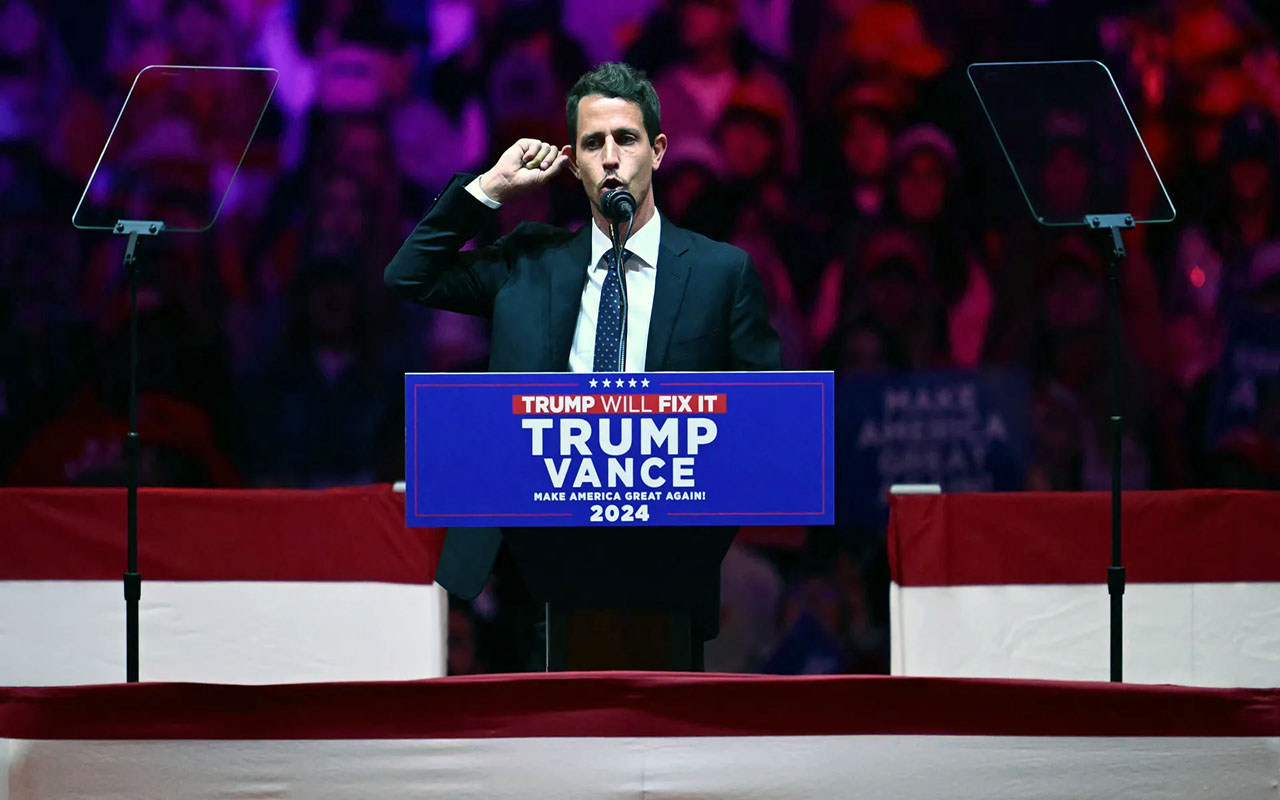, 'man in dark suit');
385,62,781,669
